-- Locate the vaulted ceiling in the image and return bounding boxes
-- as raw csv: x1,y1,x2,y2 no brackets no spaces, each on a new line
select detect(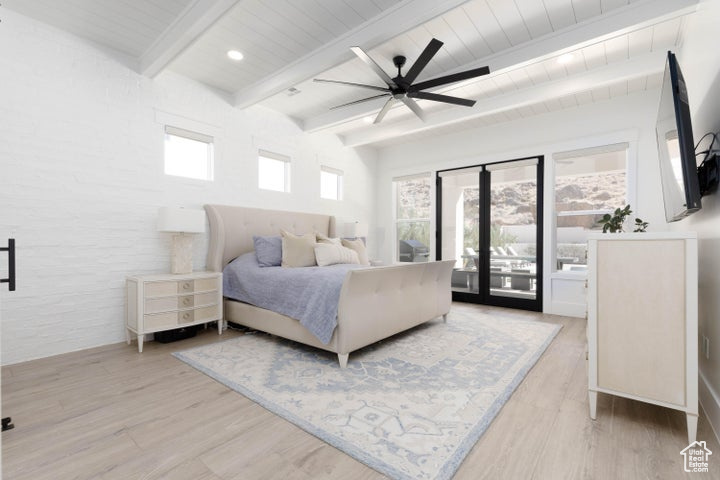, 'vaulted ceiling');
5,0,699,147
